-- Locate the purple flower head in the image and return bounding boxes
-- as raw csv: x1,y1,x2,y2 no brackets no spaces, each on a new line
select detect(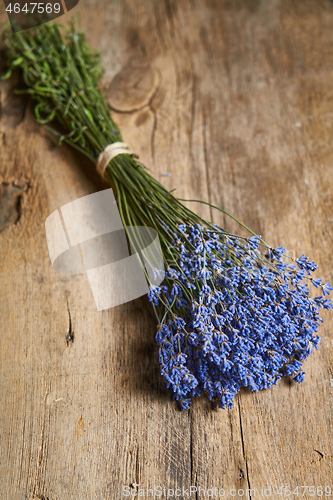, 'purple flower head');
150,224,331,410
